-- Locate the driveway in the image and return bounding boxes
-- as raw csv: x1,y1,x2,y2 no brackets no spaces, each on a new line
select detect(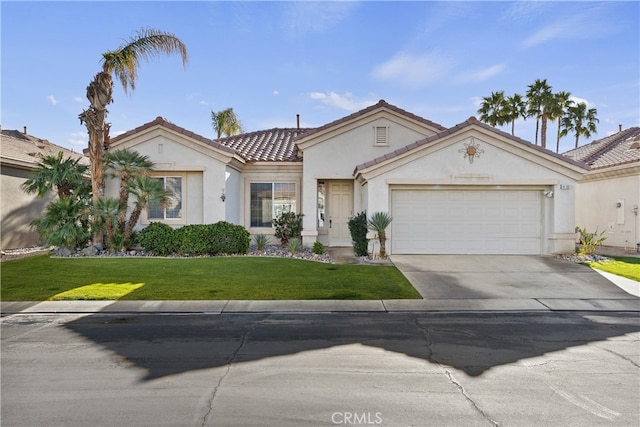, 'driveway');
390,255,639,309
